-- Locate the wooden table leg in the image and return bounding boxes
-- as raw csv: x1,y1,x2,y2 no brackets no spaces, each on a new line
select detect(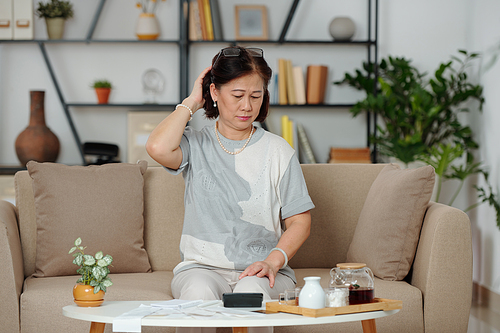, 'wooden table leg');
361,319,377,333
89,322,106,333
233,328,248,333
